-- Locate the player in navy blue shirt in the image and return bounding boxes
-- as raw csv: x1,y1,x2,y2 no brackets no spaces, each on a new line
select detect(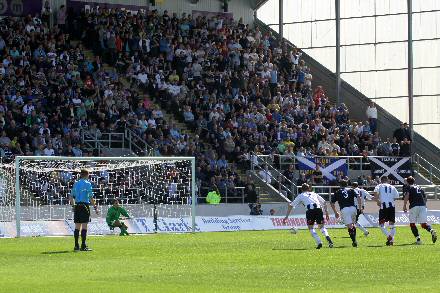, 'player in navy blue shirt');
403,176,437,245
69,169,99,251
331,180,362,247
